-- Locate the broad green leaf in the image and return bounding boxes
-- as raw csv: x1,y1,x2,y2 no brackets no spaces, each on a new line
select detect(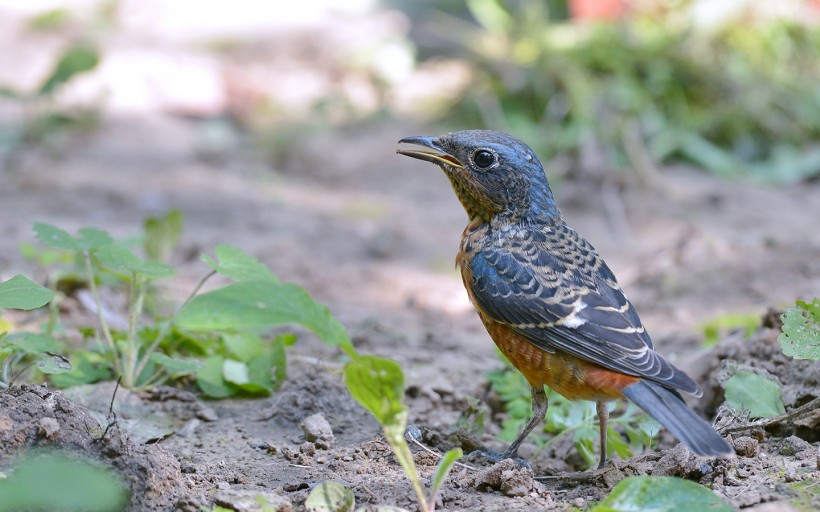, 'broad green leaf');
222,359,249,385
149,352,202,374
779,299,820,360
243,352,275,394
202,244,278,282
724,371,785,419
5,332,61,354
196,356,234,398
38,43,100,96
0,275,53,310
223,331,266,362
0,452,128,512
36,353,71,374
176,280,354,356
94,244,174,277
344,355,406,427
305,481,355,512
33,223,112,251
591,475,733,512
144,209,183,263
